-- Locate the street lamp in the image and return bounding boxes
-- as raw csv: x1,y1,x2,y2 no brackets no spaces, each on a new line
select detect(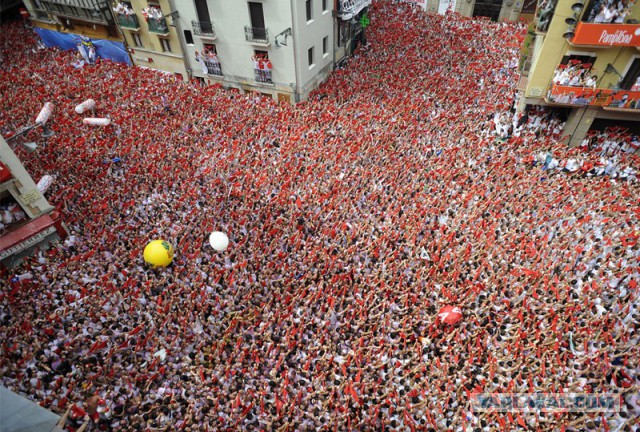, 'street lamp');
5,103,55,152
